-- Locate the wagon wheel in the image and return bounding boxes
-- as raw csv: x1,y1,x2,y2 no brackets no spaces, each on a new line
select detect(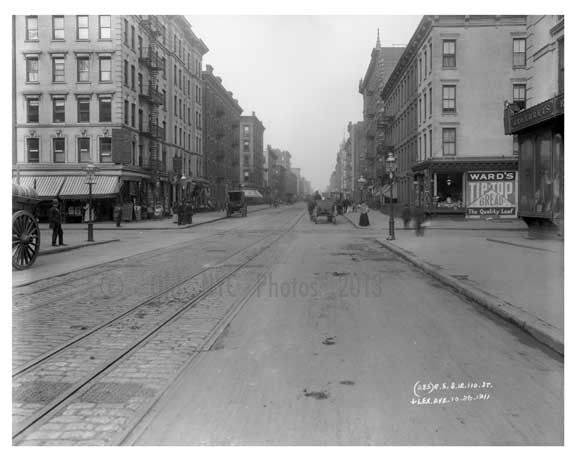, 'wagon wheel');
12,210,41,270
